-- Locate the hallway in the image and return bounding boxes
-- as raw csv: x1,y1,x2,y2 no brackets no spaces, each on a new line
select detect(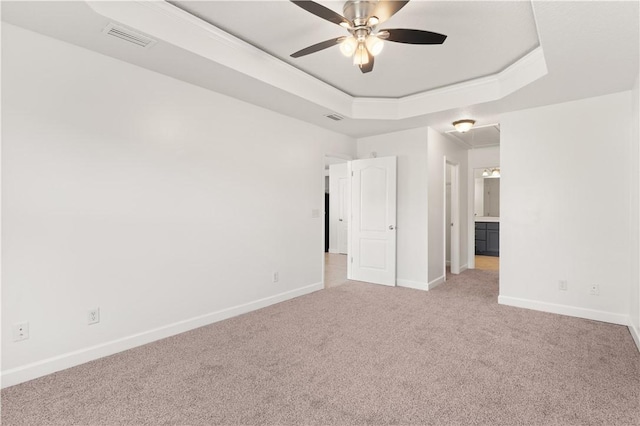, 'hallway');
324,253,347,289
